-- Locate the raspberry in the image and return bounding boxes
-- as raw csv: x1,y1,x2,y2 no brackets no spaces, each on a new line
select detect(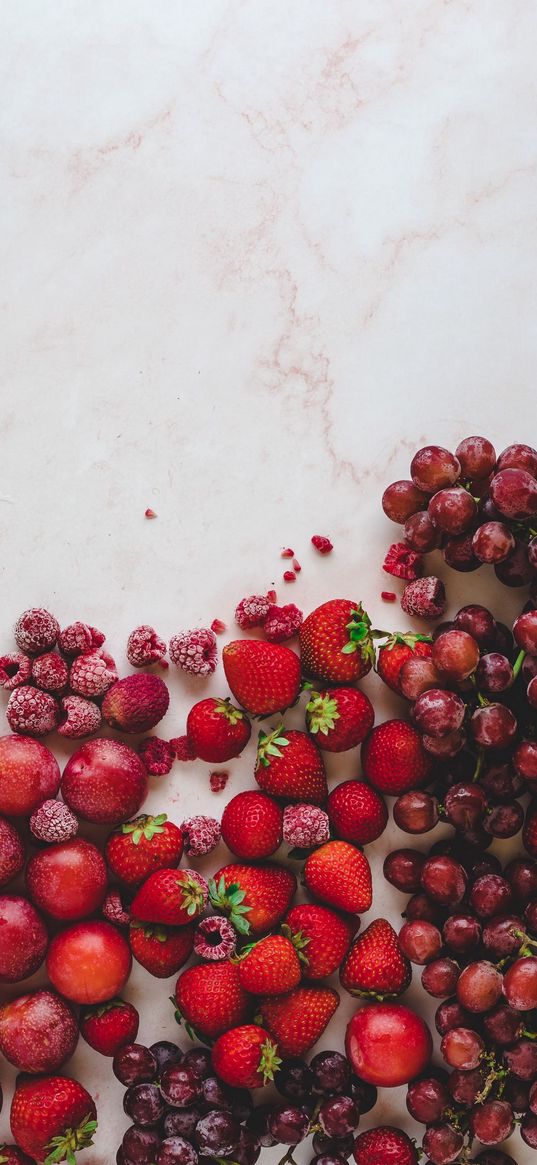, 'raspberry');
181,815,221,857
138,736,175,776
383,541,424,580
401,575,447,620
0,653,31,690
70,649,118,697
6,685,59,736
30,799,79,843
264,603,303,643
311,535,333,554
126,625,167,668
170,735,197,761
102,889,130,927
234,594,271,630
14,608,59,654
169,629,217,676
193,915,236,961
57,694,102,738
31,652,69,692
210,770,229,792
283,803,330,849
58,622,106,656
102,673,170,733
283,570,296,582
210,619,227,635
